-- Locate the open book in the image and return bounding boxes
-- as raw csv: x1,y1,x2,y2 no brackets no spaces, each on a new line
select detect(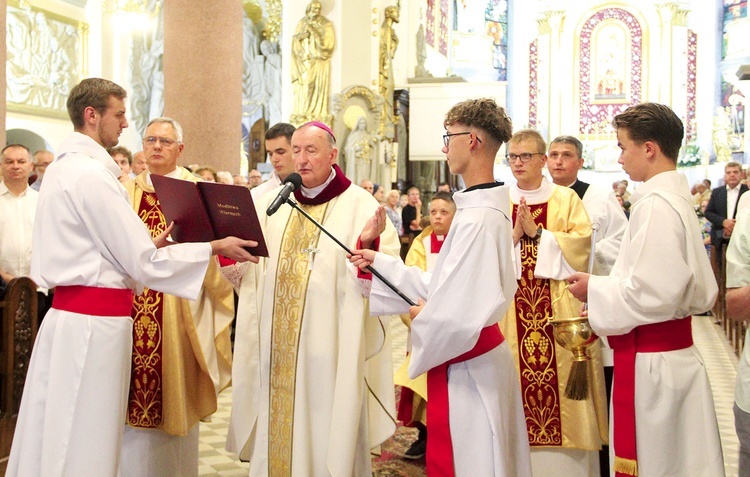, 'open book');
150,174,268,257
